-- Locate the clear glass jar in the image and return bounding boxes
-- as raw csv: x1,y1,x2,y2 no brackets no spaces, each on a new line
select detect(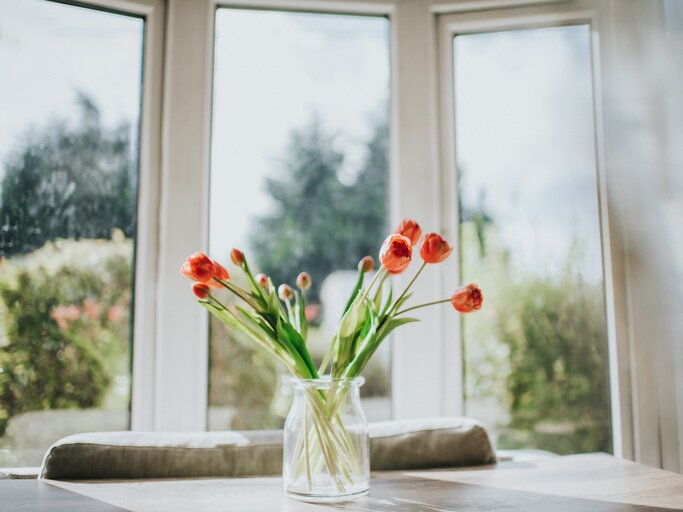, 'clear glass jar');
283,377,369,503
